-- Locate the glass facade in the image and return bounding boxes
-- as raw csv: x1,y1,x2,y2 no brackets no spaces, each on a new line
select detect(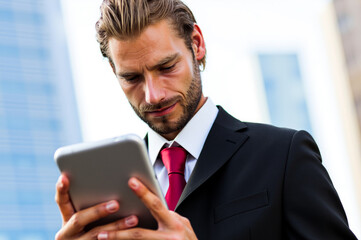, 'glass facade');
258,53,312,133
0,0,81,238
